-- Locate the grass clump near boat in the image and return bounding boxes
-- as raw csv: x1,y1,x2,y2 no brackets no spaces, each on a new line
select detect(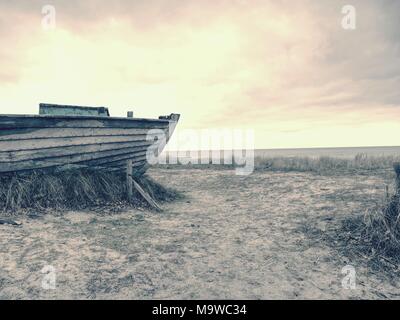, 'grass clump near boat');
0,169,181,214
